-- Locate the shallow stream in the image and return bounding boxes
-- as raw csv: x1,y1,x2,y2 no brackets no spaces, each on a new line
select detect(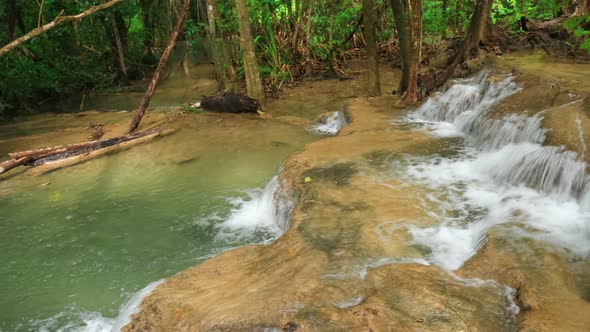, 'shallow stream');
2,55,590,331
0,64,355,330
